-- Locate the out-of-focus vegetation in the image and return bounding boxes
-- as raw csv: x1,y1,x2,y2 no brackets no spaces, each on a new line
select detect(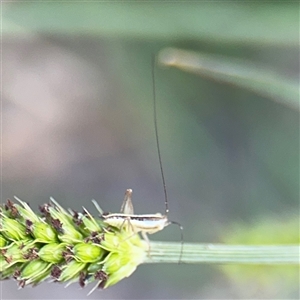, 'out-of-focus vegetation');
2,2,299,299
222,215,299,298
